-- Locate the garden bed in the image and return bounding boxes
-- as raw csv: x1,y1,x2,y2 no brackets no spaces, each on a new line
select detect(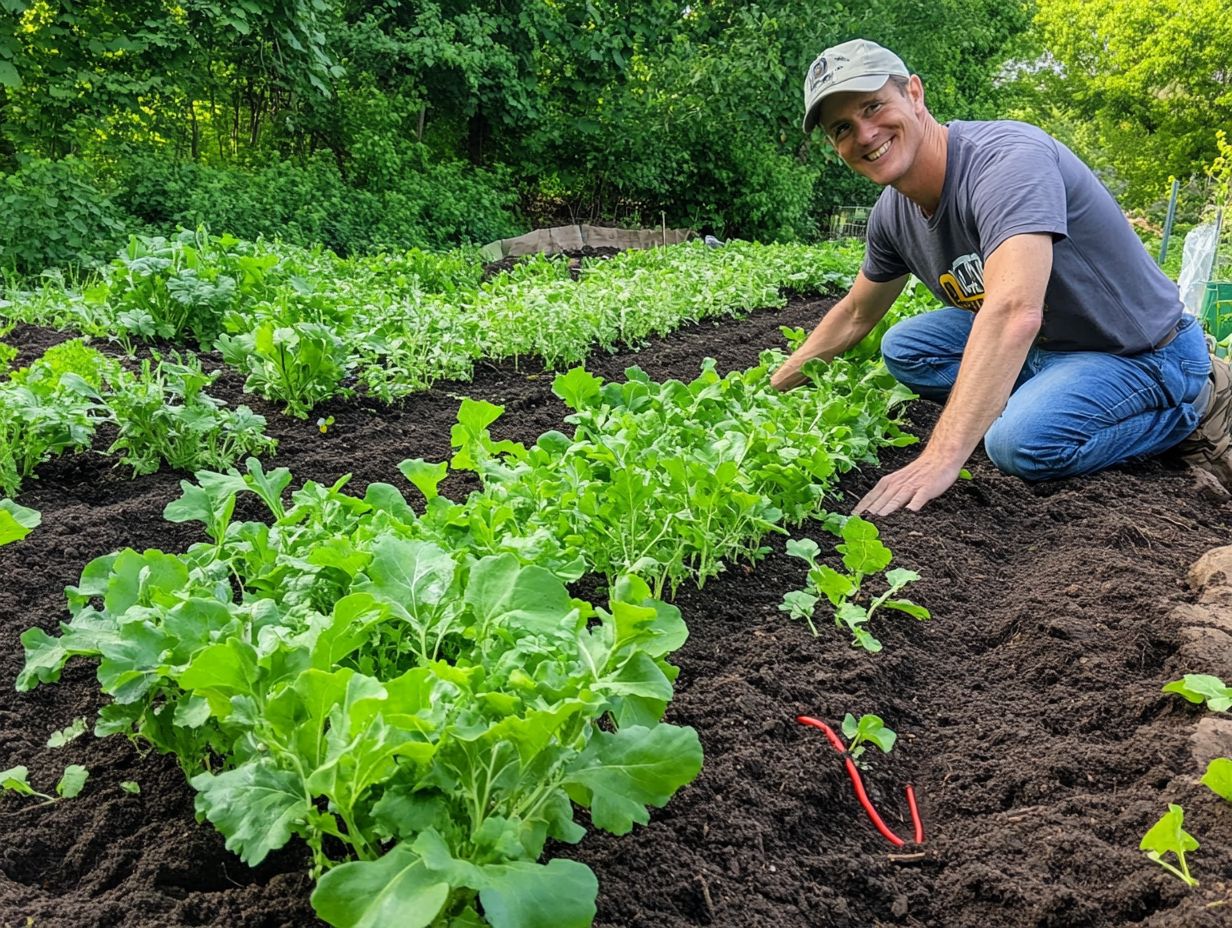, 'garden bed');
3,296,1232,927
